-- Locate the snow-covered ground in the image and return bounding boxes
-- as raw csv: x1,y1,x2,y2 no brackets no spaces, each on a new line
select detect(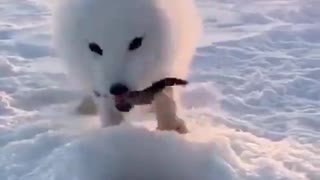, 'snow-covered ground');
0,0,319,179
